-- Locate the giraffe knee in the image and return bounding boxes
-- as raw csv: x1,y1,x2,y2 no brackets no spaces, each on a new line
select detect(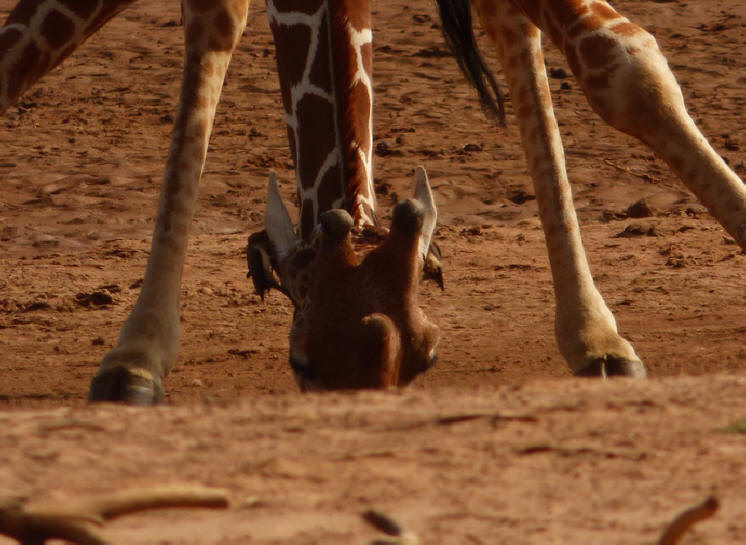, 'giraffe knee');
569,26,685,143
